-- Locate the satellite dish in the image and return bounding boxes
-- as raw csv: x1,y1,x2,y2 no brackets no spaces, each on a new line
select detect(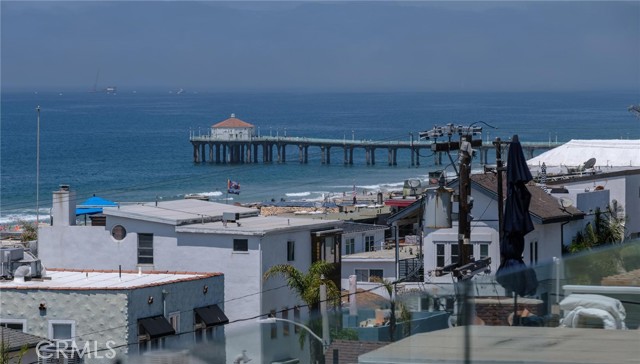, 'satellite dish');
583,158,596,170
558,197,574,209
